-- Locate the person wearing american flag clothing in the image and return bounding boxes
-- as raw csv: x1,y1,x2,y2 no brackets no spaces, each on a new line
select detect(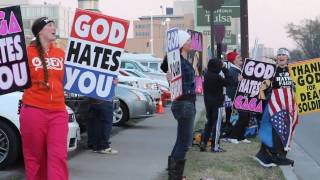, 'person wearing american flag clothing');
254,48,299,167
